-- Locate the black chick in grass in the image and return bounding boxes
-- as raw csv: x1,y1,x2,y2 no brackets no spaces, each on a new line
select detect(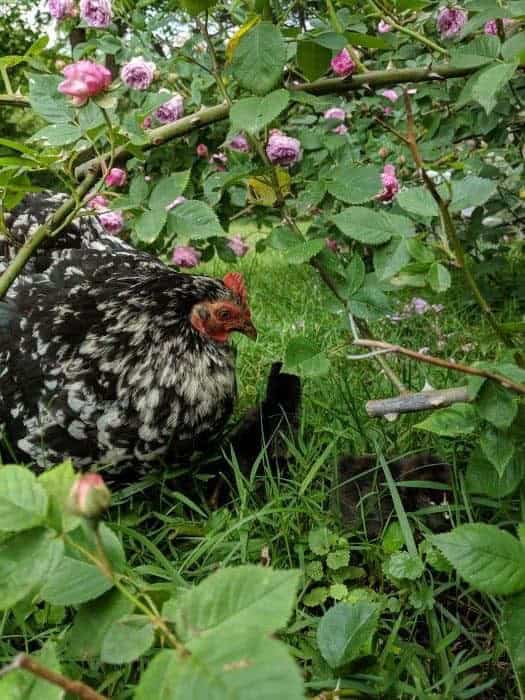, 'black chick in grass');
334,452,452,537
